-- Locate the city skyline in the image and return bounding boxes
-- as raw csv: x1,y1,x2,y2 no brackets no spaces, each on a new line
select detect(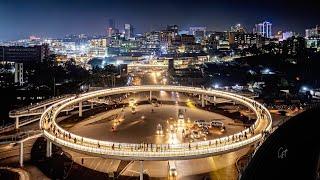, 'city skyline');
0,1,319,179
0,0,319,40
